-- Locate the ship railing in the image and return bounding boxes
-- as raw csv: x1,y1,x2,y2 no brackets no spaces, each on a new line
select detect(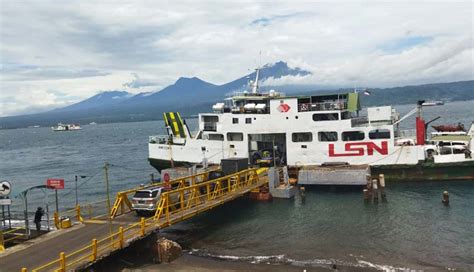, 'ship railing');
298,101,347,112
351,116,369,127
149,135,169,144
